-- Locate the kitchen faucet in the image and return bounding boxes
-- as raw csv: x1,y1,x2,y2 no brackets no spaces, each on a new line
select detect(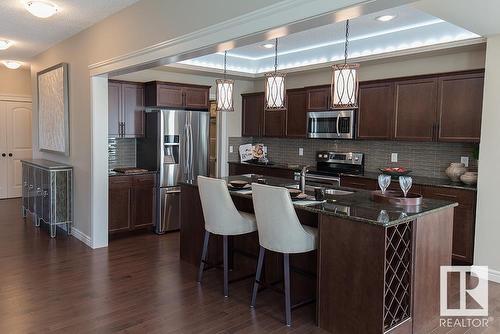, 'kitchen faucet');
300,165,309,193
